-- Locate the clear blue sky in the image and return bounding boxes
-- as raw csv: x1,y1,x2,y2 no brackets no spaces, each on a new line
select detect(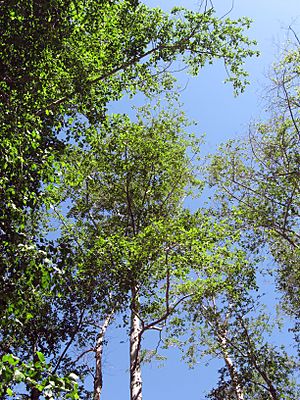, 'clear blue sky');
101,1,300,399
